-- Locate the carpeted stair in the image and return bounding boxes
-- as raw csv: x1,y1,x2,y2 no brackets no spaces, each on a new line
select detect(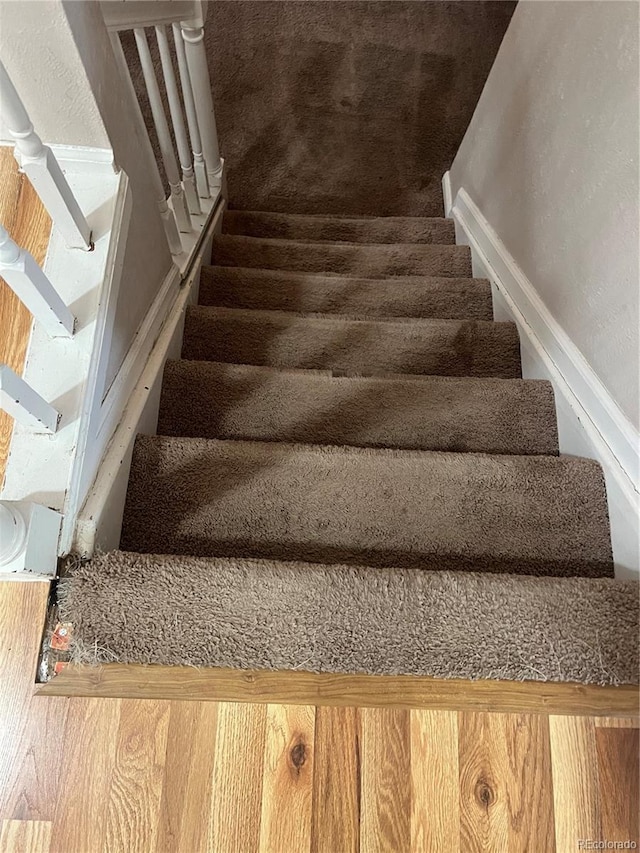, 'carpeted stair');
59,209,639,685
